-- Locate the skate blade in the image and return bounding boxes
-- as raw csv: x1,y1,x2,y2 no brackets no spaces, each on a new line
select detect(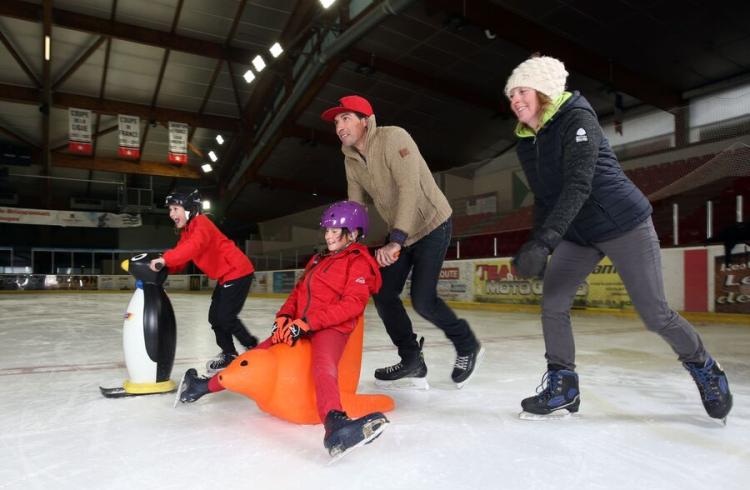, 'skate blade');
327,419,389,465
374,377,429,391
100,386,132,398
519,410,576,421
100,386,171,398
172,371,188,408
455,346,486,389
